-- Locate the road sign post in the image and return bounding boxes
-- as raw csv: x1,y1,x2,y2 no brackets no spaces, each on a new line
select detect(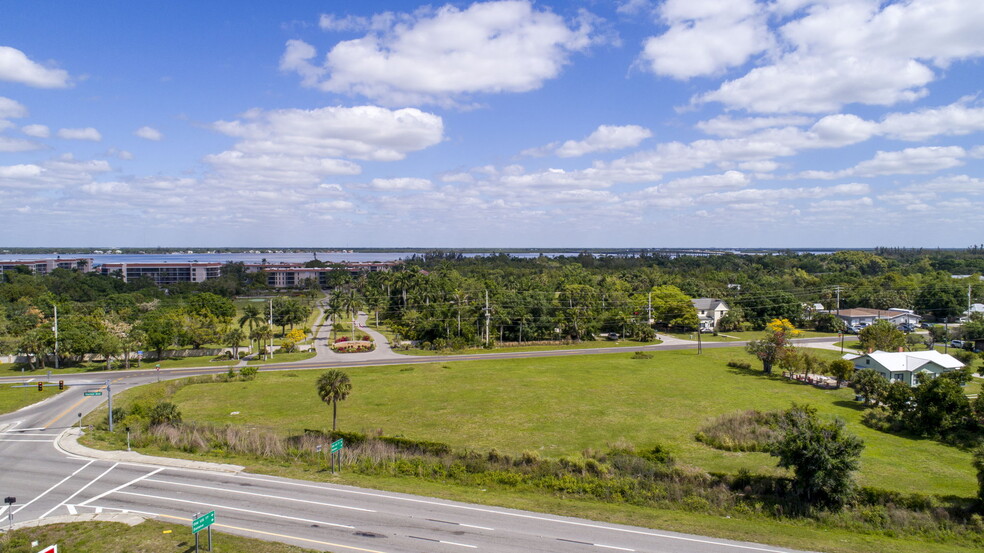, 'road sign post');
4,496,14,532
330,439,343,473
192,510,215,552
